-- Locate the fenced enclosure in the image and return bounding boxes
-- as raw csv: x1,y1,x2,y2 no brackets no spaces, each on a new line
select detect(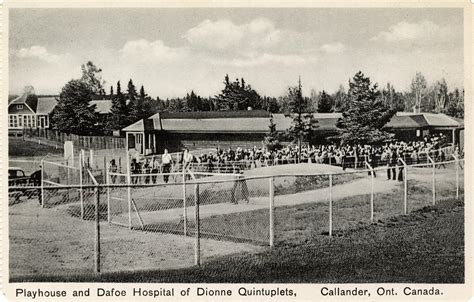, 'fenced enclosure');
8,153,464,279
